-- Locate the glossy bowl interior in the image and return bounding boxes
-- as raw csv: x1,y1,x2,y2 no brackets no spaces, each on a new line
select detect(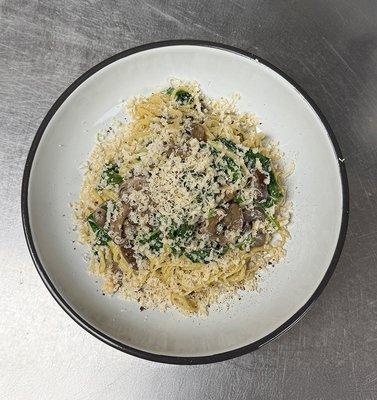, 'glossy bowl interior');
22,41,348,364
